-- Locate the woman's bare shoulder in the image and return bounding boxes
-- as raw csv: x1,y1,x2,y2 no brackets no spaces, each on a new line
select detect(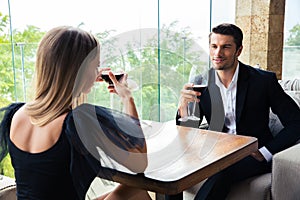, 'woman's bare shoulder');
10,106,67,153
10,106,30,134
